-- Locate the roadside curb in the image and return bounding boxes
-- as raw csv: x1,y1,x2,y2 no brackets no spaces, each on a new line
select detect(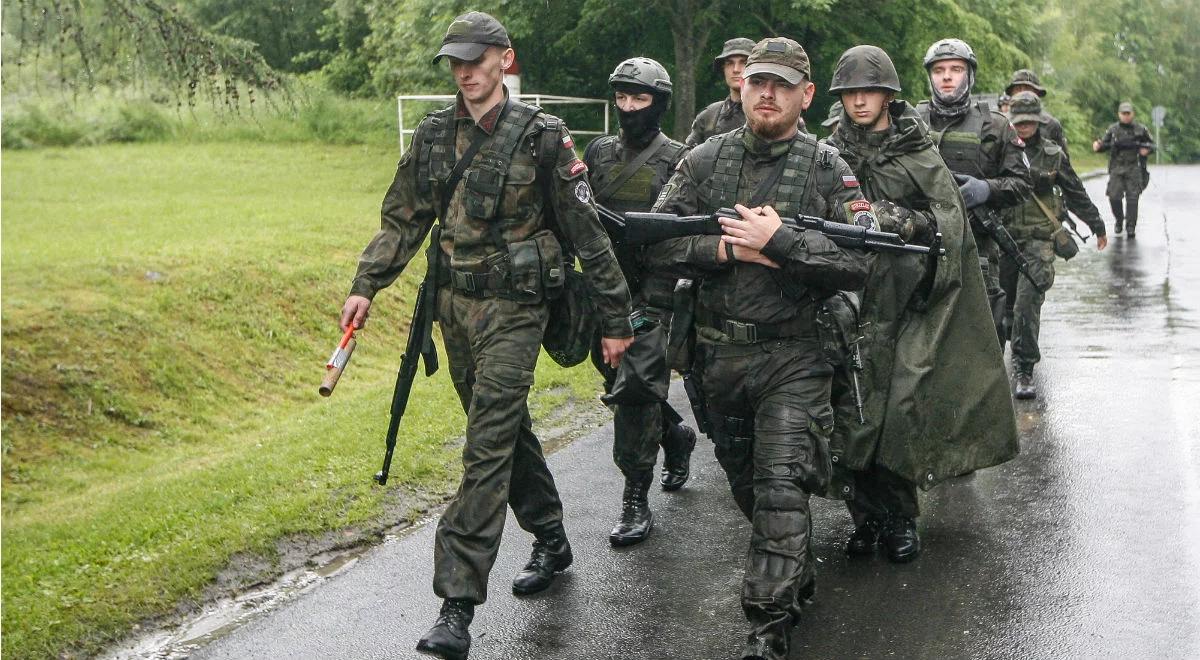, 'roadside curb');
1080,169,1106,181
